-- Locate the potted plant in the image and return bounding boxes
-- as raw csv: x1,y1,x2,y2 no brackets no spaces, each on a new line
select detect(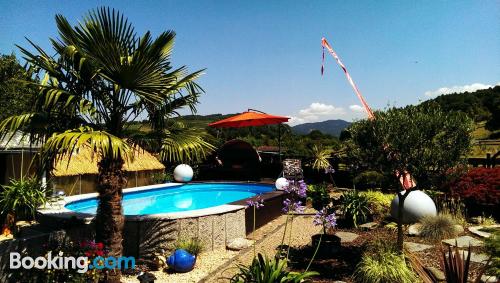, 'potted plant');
166,238,203,273
311,206,339,257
